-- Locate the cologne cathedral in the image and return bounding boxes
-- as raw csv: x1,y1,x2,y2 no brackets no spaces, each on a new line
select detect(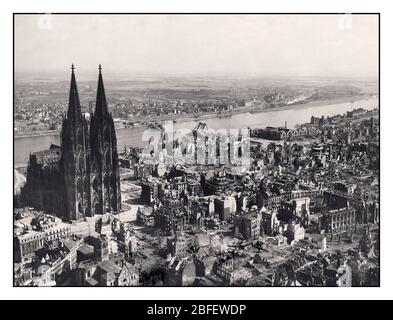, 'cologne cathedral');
22,65,121,221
